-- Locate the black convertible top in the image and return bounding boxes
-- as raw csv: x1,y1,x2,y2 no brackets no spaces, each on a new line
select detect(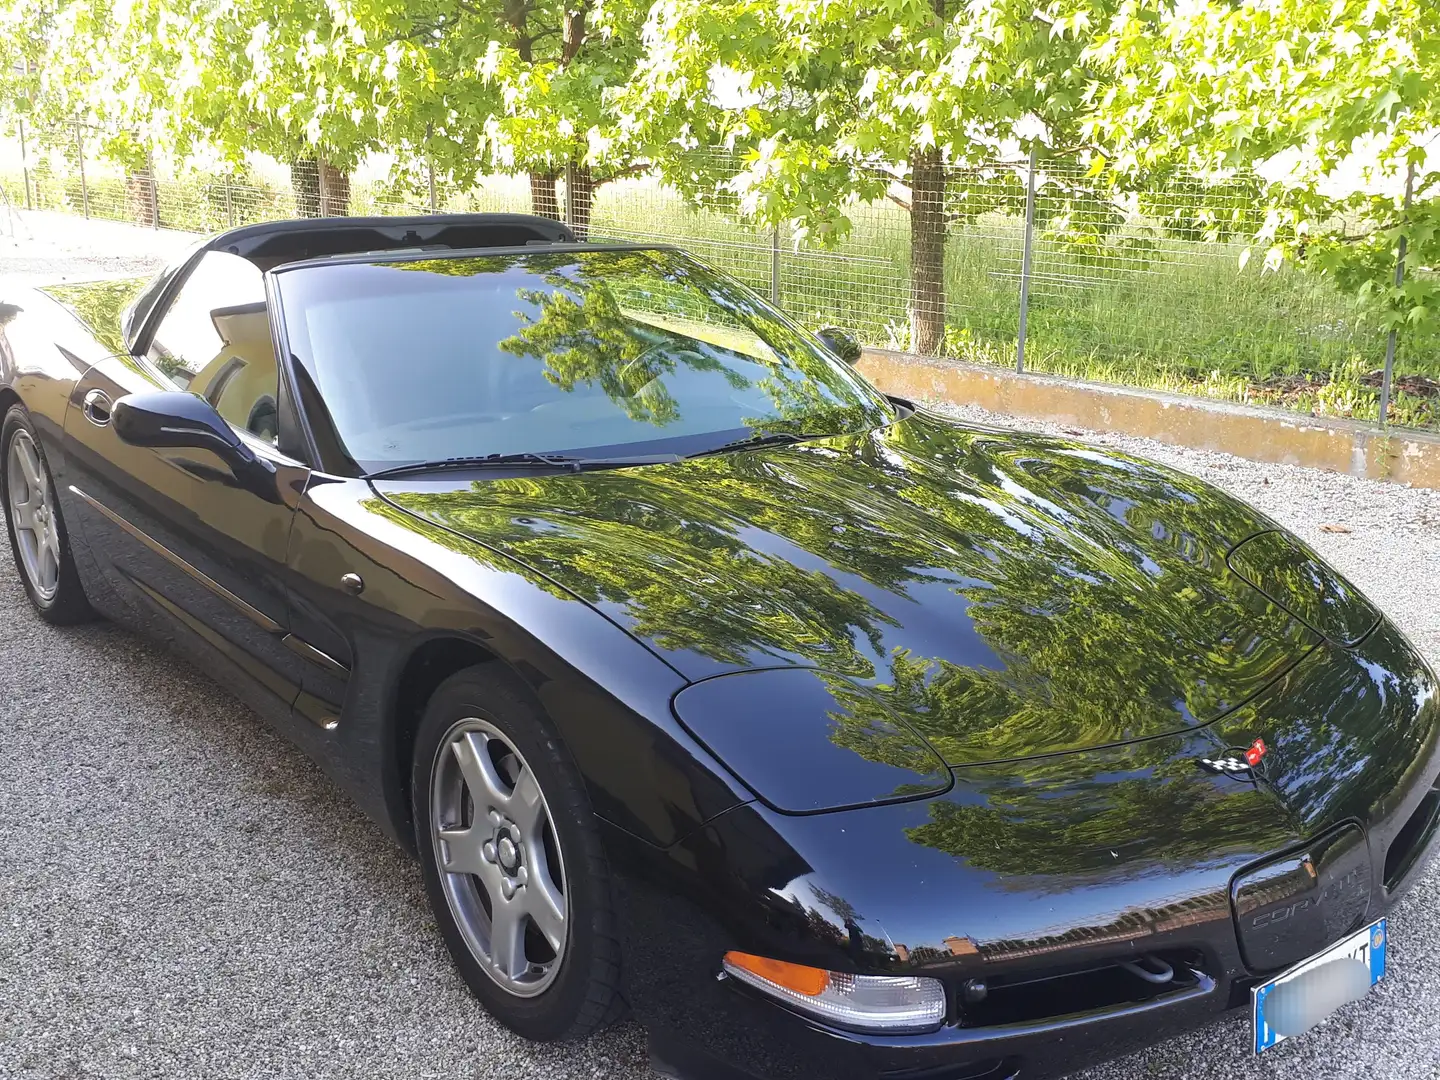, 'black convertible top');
209,213,577,267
